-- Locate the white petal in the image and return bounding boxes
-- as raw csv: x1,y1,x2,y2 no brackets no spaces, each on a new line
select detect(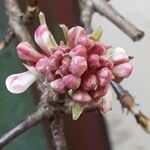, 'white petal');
6,71,37,94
